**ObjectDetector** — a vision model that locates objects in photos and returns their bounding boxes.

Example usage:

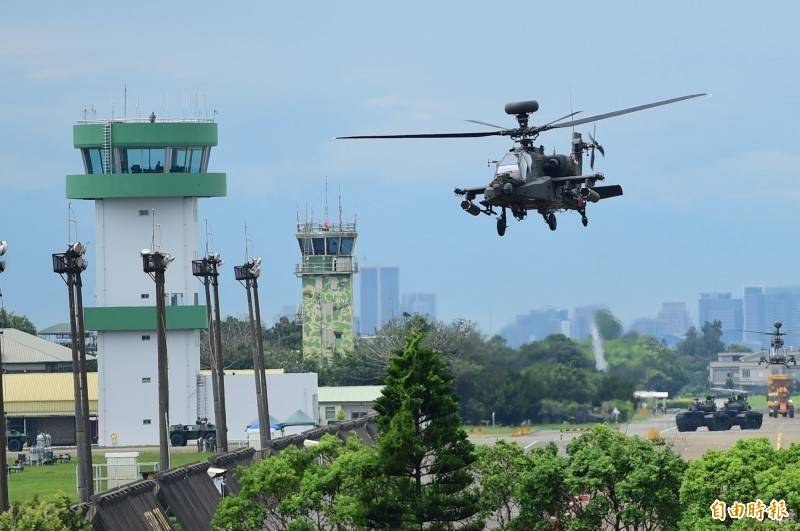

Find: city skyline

[3,3,800,338]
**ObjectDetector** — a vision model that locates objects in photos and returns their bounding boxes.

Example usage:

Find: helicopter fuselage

[455,133,622,231]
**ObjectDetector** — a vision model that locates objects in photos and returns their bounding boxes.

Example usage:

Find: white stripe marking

[524,440,539,450]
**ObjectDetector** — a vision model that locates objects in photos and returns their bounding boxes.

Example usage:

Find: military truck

[6,429,25,452]
[169,419,216,447]
[676,394,762,432]
[767,374,794,418]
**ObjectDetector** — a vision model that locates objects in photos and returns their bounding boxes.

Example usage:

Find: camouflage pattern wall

[301,273,355,359]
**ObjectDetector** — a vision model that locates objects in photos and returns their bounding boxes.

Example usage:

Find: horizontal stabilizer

[595,185,623,200]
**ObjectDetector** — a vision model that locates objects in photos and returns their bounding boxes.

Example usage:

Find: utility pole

[235,257,271,448]
[52,241,92,502]
[192,253,228,452]
[0,240,8,511]
[142,250,174,472]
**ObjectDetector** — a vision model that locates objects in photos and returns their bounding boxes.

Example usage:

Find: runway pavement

[468,413,800,459]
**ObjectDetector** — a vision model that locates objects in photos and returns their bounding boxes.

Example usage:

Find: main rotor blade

[547,93,707,130]
[337,130,505,139]
[541,110,582,129]
[466,119,506,129]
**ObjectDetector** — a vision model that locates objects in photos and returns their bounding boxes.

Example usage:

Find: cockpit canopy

[495,151,531,181]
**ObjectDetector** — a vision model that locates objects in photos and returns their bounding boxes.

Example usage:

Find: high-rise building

[657,302,691,336]
[401,293,437,320]
[743,287,766,348]
[698,292,743,344]
[500,308,569,347]
[295,217,358,358]
[571,305,603,340]
[70,117,225,445]
[763,287,800,349]
[359,266,399,335]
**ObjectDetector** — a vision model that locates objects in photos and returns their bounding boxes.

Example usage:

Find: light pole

[52,241,93,502]
[191,253,228,452]
[235,257,271,448]
[0,240,8,510]
[142,249,174,472]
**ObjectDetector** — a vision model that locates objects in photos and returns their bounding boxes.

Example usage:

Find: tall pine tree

[367,331,480,529]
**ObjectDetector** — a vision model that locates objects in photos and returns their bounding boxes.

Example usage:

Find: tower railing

[294,260,358,275]
[295,222,357,234]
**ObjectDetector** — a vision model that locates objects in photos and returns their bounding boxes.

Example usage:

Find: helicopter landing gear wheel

[547,213,557,231]
[581,215,588,227]
[497,211,507,236]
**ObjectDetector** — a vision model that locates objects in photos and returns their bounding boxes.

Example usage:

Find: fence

[86,462,160,494]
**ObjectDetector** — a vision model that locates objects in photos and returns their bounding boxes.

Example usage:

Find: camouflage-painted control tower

[295,215,358,359]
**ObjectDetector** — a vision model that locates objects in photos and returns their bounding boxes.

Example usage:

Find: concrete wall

[200,372,319,441]
[94,196,202,447]
[98,330,199,446]
[95,197,199,307]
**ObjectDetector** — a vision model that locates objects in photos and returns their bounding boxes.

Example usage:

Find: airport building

[708,351,800,391]
[295,216,358,359]
[67,117,225,446]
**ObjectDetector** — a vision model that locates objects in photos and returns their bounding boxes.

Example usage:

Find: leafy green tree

[514,443,572,530]
[0,308,36,335]
[368,331,481,529]
[212,434,373,530]
[566,425,685,530]
[474,441,529,528]
[594,309,623,341]
[680,438,800,528]
[517,334,594,370]
[0,495,90,530]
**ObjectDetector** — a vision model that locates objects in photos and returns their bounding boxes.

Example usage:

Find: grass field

[7,451,213,504]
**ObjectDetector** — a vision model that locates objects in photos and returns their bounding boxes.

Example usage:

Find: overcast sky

[2,1,799,334]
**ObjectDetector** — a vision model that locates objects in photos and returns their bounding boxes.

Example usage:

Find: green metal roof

[318,385,384,404]
[66,172,226,199]
[74,121,218,148]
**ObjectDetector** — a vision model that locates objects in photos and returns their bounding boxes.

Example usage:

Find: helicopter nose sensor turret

[775,321,783,329]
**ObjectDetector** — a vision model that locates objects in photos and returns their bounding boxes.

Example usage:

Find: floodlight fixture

[142,251,173,273]
[234,257,262,281]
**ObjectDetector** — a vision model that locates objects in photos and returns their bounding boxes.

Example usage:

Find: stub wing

[595,185,623,199]
[454,186,486,198]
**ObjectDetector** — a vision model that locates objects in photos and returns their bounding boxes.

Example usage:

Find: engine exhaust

[580,187,600,203]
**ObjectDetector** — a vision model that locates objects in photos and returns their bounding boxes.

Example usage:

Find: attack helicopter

[338,94,705,235]
[743,321,797,367]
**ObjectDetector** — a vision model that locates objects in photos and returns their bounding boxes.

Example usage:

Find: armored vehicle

[169,419,216,447]
[676,394,762,432]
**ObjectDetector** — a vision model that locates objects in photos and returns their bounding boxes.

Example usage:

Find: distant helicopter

[338,94,705,235]
[743,321,797,367]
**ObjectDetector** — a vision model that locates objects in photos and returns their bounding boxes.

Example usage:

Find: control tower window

[170,148,188,172]
[83,148,104,174]
[312,238,325,255]
[339,237,354,255]
[169,147,206,173]
[188,148,204,172]
[124,148,165,173]
[327,237,340,255]
[297,238,313,255]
